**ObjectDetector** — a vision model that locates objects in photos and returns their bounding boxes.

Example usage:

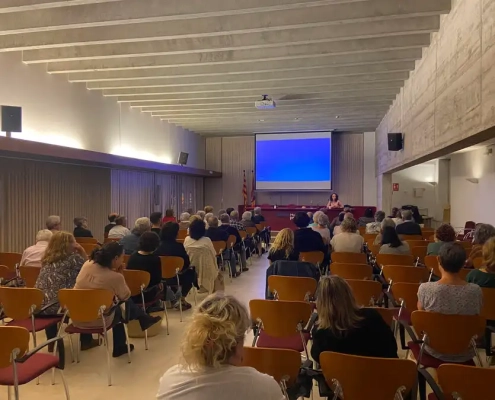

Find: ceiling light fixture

[258,119,265,122]
[335,115,340,119]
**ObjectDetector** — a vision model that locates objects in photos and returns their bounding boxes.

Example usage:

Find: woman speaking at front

[327,193,343,209]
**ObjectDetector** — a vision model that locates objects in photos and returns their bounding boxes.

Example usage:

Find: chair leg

[144,328,149,351]
[163,301,170,335]
[418,370,426,400]
[59,370,71,400]
[68,335,75,363]
[7,386,11,400]
[179,297,183,322]
[103,331,112,386]
[123,324,132,364]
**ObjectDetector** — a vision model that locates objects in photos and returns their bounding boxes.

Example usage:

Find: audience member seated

[467,237,495,288]
[184,220,219,294]
[150,212,163,235]
[466,223,495,268]
[374,218,396,246]
[108,215,131,239]
[392,209,403,225]
[307,211,314,226]
[104,213,119,236]
[251,207,265,224]
[206,216,238,278]
[162,209,176,223]
[358,207,375,227]
[73,216,93,238]
[196,210,206,221]
[20,229,53,267]
[204,205,214,214]
[155,222,198,309]
[75,242,161,358]
[379,226,411,255]
[333,212,354,236]
[46,215,61,233]
[157,293,284,400]
[418,243,482,362]
[327,193,343,209]
[311,276,397,363]
[226,207,235,216]
[293,212,328,256]
[330,218,364,253]
[312,213,331,245]
[268,228,299,264]
[126,232,163,304]
[178,212,191,230]
[389,207,399,218]
[35,231,93,357]
[395,210,422,236]
[120,217,151,255]
[329,205,351,231]
[366,210,386,234]
[219,213,248,272]
[229,211,245,232]
[427,224,456,256]
[241,211,257,229]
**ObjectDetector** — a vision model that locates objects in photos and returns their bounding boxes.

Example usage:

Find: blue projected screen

[255,133,332,190]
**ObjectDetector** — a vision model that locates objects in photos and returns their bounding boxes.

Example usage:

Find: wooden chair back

[369,244,381,255]
[18,266,41,288]
[358,226,366,235]
[0,253,22,270]
[411,311,485,355]
[405,240,428,248]
[399,235,424,241]
[122,270,150,296]
[390,283,420,311]
[363,233,378,242]
[267,276,316,301]
[345,279,382,306]
[246,227,257,237]
[411,246,428,264]
[239,231,248,241]
[104,237,120,244]
[0,265,11,281]
[80,243,99,254]
[0,326,30,369]
[331,252,367,264]
[481,288,495,321]
[255,224,264,232]
[330,263,373,280]
[364,307,396,327]
[241,347,301,387]
[226,235,236,249]
[123,255,131,265]
[0,287,44,319]
[376,254,414,267]
[320,352,417,400]
[177,229,188,240]
[456,241,472,249]
[249,299,312,337]
[299,251,324,265]
[421,230,435,239]
[159,256,184,279]
[437,364,495,400]
[75,237,97,244]
[473,257,483,269]
[58,289,114,322]
[458,268,472,280]
[211,241,227,256]
[424,255,440,276]
[382,265,429,284]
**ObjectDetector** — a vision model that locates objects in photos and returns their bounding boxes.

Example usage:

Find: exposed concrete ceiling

[1,0,451,136]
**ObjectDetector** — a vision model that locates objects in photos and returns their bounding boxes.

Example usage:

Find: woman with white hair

[20,229,53,268]
[178,212,191,230]
[157,293,285,400]
[312,212,331,245]
[120,217,151,255]
[241,211,262,255]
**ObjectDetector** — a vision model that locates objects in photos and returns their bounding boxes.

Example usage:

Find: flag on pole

[242,170,248,209]
[251,170,256,207]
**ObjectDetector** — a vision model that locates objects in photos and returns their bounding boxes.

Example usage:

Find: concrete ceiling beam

[0,0,121,14]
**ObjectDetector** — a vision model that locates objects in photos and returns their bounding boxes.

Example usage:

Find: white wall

[450,147,495,228]
[0,52,205,169]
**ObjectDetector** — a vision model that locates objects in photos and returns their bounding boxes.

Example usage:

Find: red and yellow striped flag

[242,170,248,209]
[251,170,256,207]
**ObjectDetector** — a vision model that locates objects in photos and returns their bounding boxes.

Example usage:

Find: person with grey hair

[120,217,151,255]
[196,210,206,220]
[312,213,331,245]
[218,209,226,217]
[395,209,422,236]
[229,210,245,232]
[252,207,265,224]
[205,216,239,278]
[366,211,386,234]
[73,217,93,238]
[219,213,248,272]
[179,212,191,230]
[466,223,495,268]
[46,215,61,232]
[241,211,263,255]
[310,211,323,228]
[20,229,53,268]
[108,216,131,239]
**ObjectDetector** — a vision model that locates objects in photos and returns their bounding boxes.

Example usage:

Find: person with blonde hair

[157,293,285,400]
[330,217,364,253]
[268,228,299,264]
[204,205,214,214]
[311,276,397,363]
[467,237,495,288]
[20,229,53,268]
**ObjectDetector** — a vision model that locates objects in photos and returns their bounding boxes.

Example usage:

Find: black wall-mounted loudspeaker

[388,132,403,151]
[1,106,22,133]
[178,152,189,166]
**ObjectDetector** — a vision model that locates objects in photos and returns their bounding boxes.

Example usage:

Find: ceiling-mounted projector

[255,94,276,110]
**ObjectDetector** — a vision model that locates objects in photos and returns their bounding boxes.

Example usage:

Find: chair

[58,289,122,386]
[299,251,324,266]
[0,287,62,347]
[405,240,428,248]
[411,246,428,264]
[358,226,366,235]
[18,266,41,288]
[0,265,10,282]
[0,326,70,400]
[122,270,154,348]
[123,255,130,265]
[369,244,381,255]
[363,233,378,242]
[249,299,312,358]
[388,282,420,351]
[241,347,301,398]
[80,243,99,254]
[0,253,22,270]
[330,263,373,280]
[103,237,120,244]
[399,235,424,241]
[75,237,97,244]
[177,229,187,240]
[267,276,316,301]
[211,240,232,281]
[320,352,417,400]
[473,257,483,268]
[457,221,476,241]
[331,252,367,264]
[159,256,185,325]
[456,241,472,249]
[481,288,495,358]
[245,226,257,237]
[364,307,397,329]
[421,228,435,237]
[345,279,382,306]
[376,254,415,267]
[425,364,495,400]
[382,265,430,284]
[424,255,471,281]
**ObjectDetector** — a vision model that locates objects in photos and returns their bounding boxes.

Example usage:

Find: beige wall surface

[376,0,495,175]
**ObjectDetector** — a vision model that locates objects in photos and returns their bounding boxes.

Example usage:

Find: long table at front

[238,206,376,231]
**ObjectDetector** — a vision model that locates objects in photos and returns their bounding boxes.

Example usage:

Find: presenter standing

[327,193,343,209]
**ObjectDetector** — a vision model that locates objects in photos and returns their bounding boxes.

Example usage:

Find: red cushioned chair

[0,326,69,400]
[249,299,312,359]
